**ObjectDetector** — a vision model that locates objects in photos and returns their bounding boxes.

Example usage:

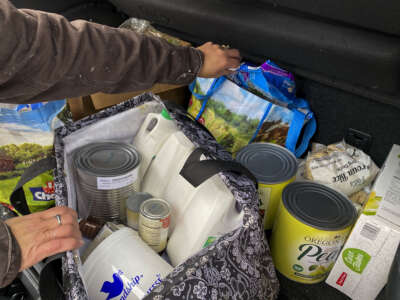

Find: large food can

[270,181,357,284]
[236,143,298,229]
[74,142,141,222]
[139,198,171,253]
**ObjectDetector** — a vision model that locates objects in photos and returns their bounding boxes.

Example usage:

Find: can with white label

[139,198,171,253]
[74,142,141,222]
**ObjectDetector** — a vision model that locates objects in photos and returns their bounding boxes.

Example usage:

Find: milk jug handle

[180,148,257,188]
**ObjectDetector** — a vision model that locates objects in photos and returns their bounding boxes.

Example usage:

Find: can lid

[282,182,357,231]
[74,142,140,177]
[126,192,153,212]
[140,198,171,220]
[236,143,298,184]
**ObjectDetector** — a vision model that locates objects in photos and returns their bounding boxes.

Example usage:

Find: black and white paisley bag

[53,93,279,300]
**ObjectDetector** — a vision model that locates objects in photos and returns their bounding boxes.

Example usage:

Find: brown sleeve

[0,220,21,288]
[0,0,203,104]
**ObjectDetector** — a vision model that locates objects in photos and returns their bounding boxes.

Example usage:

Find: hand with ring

[5,206,83,271]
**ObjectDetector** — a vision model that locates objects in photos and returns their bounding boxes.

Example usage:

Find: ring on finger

[55,214,62,226]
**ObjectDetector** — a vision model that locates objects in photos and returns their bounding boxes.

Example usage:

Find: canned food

[126,192,153,230]
[270,181,357,284]
[236,142,298,229]
[74,142,141,222]
[139,198,171,253]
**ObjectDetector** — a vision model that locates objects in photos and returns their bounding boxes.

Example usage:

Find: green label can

[270,181,356,284]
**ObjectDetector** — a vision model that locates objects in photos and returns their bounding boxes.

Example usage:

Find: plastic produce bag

[304,141,379,197]
[119,18,191,47]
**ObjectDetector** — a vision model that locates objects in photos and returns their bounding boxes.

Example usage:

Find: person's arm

[0,1,240,104]
[0,220,21,288]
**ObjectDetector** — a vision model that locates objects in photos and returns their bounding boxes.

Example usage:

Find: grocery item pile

[70,109,245,299]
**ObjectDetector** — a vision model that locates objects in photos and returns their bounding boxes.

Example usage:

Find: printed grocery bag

[188,62,316,157]
[0,100,68,214]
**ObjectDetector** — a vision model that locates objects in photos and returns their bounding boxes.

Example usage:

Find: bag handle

[285,110,317,157]
[39,255,65,300]
[180,148,257,188]
[10,156,57,215]
[189,77,226,120]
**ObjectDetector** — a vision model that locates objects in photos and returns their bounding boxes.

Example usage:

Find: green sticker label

[342,248,371,274]
[203,236,217,248]
[293,264,304,272]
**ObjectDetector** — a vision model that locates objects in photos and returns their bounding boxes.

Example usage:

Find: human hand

[197,42,241,78]
[5,206,83,271]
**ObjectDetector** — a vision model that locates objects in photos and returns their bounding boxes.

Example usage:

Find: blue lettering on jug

[100,270,143,300]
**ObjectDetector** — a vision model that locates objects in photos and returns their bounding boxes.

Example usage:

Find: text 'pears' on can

[270,181,357,284]
[236,142,298,229]
[139,198,171,253]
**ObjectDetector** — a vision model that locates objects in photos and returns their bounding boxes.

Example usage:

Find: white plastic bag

[305,141,379,196]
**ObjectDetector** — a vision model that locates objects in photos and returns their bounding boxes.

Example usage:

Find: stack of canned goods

[74,142,141,222]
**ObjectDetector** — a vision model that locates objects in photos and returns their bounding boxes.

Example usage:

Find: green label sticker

[293,264,304,272]
[342,248,371,274]
[203,236,217,248]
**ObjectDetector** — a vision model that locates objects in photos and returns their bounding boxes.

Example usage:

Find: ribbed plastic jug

[133,109,179,191]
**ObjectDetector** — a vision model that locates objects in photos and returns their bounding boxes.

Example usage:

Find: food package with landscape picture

[0,101,68,214]
[188,61,317,157]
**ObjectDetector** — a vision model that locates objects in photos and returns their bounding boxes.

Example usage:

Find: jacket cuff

[174,47,204,84]
[0,221,21,288]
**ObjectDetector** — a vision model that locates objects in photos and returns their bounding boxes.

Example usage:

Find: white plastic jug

[82,227,173,300]
[140,130,243,266]
[166,172,244,266]
[140,131,195,198]
[133,109,179,191]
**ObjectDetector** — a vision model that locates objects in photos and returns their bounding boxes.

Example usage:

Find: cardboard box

[326,144,400,300]
[68,84,188,120]
[67,96,96,121]
[90,84,186,110]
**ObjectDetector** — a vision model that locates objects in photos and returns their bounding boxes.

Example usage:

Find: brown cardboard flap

[91,84,184,110]
[67,96,96,121]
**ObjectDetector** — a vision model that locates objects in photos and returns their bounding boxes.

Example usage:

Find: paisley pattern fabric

[53,93,279,300]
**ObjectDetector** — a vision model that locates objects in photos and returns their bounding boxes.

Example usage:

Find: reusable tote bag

[188,64,317,157]
[53,93,279,300]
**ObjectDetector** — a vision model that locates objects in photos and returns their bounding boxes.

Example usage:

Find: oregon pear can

[270,181,356,284]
